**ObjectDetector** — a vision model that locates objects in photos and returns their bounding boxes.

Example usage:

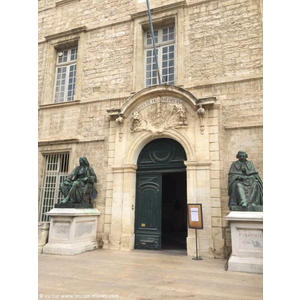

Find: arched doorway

[134,138,187,251]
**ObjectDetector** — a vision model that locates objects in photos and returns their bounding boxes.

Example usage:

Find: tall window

[54,47,77,103]
[39,153,69,222]
[144,26,175,87]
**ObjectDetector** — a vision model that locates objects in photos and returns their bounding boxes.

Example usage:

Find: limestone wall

[82,23,133,100]
[184,0,263,84]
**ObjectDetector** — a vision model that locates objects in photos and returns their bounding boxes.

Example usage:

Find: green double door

[134,138,187,250]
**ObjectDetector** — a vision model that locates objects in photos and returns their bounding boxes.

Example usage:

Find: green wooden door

[134,139,187,250]
[135,174,162,250]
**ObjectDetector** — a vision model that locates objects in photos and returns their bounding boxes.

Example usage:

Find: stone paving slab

[38,249,263,300]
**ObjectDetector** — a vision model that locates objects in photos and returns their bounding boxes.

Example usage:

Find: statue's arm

[87,167,97,184]
[66,167,77,181]
[255,174,263,188]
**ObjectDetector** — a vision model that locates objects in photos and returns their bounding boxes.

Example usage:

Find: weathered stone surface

[43,208,101,255]
[225,211,263,273]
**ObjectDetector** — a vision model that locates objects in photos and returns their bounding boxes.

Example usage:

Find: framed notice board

[187,203,203,229]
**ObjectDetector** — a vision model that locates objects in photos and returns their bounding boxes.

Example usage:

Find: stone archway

[105,85,221,258]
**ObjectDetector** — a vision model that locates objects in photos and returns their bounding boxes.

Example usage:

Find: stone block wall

[82,23,133,100]
[184,0,263,85]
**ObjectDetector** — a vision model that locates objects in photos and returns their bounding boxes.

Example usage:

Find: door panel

[135,174,162,250]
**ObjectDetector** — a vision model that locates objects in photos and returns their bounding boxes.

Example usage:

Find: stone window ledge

[131,1,186,19]
[55,0,80,7]
[44,26,87,41]
[38,138,79,146]
[224,122,263,130]
[39,100,81,110]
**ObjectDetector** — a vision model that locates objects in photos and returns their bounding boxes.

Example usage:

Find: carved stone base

[43,208,100,255]
[227,256,263,274]
[225,211,263,274]
[55,203,93,209]
[230,205,263,212]
[38,223,49,254]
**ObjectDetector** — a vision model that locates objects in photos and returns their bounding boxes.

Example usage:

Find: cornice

[38,138,105,146]
[44,26,87,41]
[55,0,79,6]
[38,138,79,146]
[131,0,187,19]
[184,161,212,168]
[224,122,263,130]
[186,74,263,90]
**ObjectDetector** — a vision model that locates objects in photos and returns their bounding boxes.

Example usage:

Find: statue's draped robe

[60,165,98,203]
[228,160,263,207]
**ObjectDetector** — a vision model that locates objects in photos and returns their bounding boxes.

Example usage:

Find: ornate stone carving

[116,114,124,141]
[197,104,206,135]
[130,97,188,135]
[131,111,147,132]
[116,115,123,125]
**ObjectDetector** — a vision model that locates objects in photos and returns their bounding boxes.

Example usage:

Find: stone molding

[112,165,137,174]
[225,211,263,222]
[108,85,200,118]
[124,129,196,164]
[39,99,81,110]
[44,26,87,41]
[185,74,263,91]
[38,138,79,146]
[131,1,187,19]
[224,122,263,130]
[184,161,212,170]
[55,0,79,6]
[38,138,105,146]
[46,208,100,217]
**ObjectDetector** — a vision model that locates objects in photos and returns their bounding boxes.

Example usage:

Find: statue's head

[236,151,248,162]
[79,156,90,166]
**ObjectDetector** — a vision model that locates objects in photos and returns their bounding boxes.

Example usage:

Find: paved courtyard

[38,249,263,300]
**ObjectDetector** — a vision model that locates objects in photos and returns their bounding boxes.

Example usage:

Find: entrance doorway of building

[134,139,187,252]
[161,172,187,250]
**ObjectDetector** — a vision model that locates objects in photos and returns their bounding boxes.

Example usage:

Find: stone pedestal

[43,208,100,255]
[38,222,49,254]
[225,211,263,274]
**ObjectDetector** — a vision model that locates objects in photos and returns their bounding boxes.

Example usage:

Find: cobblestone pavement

[39,249,263,300]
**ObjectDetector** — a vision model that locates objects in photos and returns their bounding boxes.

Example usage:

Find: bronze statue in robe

[228,151,263,210]
[60,156,98,204]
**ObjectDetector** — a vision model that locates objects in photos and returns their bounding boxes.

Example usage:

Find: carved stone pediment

[107,86,217,137]
[130,96,188,135]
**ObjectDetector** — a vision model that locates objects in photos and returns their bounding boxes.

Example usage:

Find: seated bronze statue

[228,151,263,210]
[60,156,98,204]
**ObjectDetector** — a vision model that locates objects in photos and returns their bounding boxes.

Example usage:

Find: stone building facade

[38,0,263,258]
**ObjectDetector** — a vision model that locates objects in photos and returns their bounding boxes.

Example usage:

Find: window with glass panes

[144,26,175,87]
[54,47,77,103]
[39,153,69,222]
